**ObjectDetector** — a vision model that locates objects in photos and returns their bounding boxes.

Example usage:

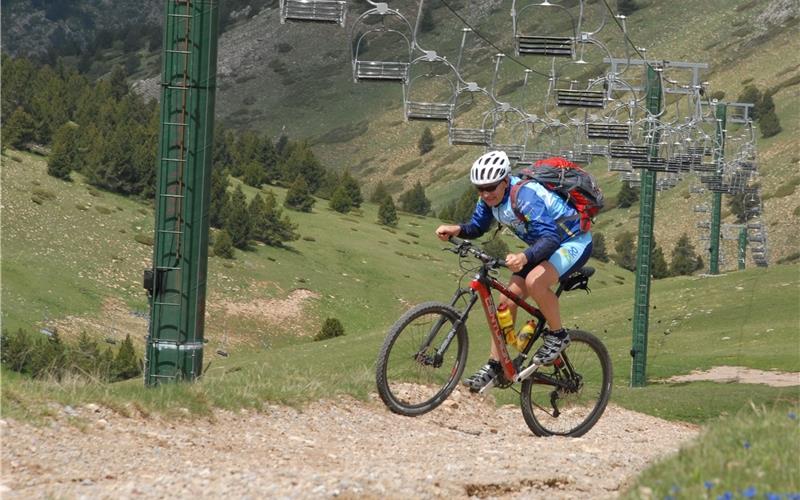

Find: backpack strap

[509,179,531,224]
[510,179,581,237]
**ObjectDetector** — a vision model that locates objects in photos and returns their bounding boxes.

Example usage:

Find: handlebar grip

[448,235,465,246]
[496,259,507,268]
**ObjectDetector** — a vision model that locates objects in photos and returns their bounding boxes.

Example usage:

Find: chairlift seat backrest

[355,61,409,82]
[280,0,346,26]
[609,144,648,159]
[516,35,574,57]
[449,127,493,146]
[556,89,605,108]
[586,122,630,140]
[405,102,453,121]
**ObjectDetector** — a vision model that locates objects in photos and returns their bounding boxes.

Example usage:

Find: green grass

[2,148,799,494]
[622,403,800,498]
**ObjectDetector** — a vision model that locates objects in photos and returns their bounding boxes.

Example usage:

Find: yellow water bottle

[516,320,536,351]
[496,304,516,346]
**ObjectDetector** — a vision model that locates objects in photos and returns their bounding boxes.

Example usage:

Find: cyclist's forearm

[458,223,485,239]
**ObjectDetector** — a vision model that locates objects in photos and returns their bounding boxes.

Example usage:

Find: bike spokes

[520,330,612,437]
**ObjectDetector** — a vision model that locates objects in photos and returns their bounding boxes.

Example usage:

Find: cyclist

[435,150,593,392]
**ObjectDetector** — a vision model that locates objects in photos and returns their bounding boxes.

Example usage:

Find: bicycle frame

[468,269,546,382]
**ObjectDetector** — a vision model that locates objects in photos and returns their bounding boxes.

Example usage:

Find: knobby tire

[376,302,468,416]
[520,330,612,437]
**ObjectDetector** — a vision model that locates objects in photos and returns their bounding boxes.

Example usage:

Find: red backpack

[509,157,604,232]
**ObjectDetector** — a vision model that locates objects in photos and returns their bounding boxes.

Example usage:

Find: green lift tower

[145,0,219,385]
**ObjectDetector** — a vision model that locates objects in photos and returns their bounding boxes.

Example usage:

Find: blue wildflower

[704,481,714,490]
[743,439,751,449]
[789,412,797,420]
[741,486,757,498]
[717,492,733,500]
[764,494,781,500]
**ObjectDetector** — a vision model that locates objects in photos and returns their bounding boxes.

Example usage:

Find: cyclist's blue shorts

[513,231,593,279]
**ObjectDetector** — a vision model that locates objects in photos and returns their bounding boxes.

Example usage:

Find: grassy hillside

[2,149,798,414]
[199,0,799,265]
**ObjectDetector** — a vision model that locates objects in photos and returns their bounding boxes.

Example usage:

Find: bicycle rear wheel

[376,302,468,416]
[520,330,612,437]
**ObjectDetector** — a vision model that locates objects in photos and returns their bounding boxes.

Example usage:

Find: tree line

[1,328,142,382]
[1,55,436,257]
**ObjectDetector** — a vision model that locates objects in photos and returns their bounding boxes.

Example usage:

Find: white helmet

[470,150,511,186]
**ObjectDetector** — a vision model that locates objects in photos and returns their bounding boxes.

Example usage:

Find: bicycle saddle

[559,266,595,292]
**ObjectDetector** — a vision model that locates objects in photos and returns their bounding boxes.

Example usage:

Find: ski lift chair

[403,52,458,121]
[511,0,577,57]
[350,4,414,82]
[448,83,496,146]
[279,0,347,25]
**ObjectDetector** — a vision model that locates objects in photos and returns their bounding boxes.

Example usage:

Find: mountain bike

[375,236,612,437]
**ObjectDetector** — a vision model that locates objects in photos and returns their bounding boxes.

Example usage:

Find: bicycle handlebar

[447,236,507,269]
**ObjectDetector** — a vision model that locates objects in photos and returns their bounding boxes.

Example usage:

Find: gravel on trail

[1,388,699,499]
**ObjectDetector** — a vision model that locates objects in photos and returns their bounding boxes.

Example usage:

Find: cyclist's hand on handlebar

[436,224,460,242]
[505,252,528,273]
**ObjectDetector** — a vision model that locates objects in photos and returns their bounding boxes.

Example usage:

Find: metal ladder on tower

[147,0,194,382]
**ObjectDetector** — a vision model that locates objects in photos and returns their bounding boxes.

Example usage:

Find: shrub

[213,229,235,259]
[315,318,345,341]
[134,233,154,246]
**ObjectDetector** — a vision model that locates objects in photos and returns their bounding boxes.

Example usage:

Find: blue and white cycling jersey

[459,176,584,269]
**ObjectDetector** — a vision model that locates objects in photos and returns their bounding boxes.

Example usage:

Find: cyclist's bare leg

[524,261,561,330]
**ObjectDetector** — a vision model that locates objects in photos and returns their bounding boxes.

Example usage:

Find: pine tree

[315,169,340,200]
[225,185,252,249]
[242,161,264,187]
[758,93,783,139]
[737,85,762,120]
[398,181,431,215]
[651,245,670,279]
[262,190,299,246]
[284,175,316,212]
[483,236,510,260]
[339,170,363,208]
[330,185,353,213]
[213,229,235,259]
[448,187,479,222]
[418,126,435,155]
[670,233,702,276]
[617,181,639,208]
[108,65,129,101]
[591,232,609,262]
[2,106,36,150]
[370,181,391,204]
[209,165,230,228]
[47,122,80,180]
[282,143,326,192]
[377,196,398,227]
[248,193,269,242]
[72,331,100,377]
[113,334,141,381]
[614,231,637,271]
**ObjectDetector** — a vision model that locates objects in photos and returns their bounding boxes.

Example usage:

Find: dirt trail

[1,389,699,499]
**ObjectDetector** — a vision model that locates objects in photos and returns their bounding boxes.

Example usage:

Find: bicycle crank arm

[478,378,497,394]
[514,362,541,383]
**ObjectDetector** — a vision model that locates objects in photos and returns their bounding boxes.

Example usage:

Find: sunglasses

[476,180,505,193]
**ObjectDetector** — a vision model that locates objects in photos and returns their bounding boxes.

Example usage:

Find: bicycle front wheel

[520,330,612,437]
[376,302,468,416]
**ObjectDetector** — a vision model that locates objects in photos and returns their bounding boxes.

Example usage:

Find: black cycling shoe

[463,360,501,393]
[532,329,571,365]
